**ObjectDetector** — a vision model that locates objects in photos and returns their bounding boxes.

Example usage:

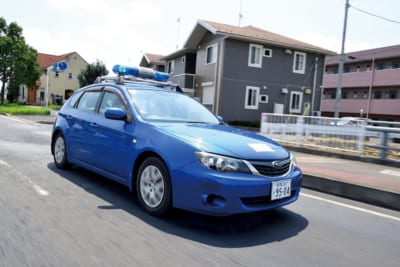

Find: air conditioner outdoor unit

[281,88,288,94]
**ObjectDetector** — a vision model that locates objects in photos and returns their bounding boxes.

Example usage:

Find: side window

[289,91,303,113]
[76,91,101,112]
[248,44,263,68]
[293,51,306,74]
[99,91,126,116]
[244,86,259,110]
[206,44,218,64]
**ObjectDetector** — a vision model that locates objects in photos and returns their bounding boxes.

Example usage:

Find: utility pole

[176,17,181,50]
[239,0,243,26]
[334,0,350,118]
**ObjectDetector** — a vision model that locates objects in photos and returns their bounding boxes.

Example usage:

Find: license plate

[271,179,291,200]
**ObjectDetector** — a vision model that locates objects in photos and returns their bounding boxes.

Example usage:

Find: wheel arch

[51,129,64,155]
[130,151,170,191]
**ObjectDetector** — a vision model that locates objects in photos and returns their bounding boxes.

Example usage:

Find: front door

[28,87,37,104]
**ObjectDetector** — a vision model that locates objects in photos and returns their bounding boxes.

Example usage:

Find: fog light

[201,194,226,208]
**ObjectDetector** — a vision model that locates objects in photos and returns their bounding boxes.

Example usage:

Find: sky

[2,0,400,71]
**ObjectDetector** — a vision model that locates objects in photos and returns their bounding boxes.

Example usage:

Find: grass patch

[48,104,62,110]
[0,104,50,115]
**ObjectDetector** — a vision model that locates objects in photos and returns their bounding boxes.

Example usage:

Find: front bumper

[171,163,302,216]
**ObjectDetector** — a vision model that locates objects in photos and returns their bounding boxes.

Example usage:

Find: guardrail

[260,113,400,162]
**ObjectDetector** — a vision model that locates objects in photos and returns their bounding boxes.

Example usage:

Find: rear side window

[77,91,101,112]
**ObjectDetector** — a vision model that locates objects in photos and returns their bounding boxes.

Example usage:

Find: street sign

[58,62,67,71]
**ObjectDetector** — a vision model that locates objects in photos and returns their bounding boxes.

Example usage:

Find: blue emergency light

[112,65,170,82]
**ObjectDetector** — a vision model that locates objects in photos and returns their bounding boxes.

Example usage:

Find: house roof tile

[184,20,336,55]
[144,53,165,64]
[37,52,80,70]
[325,44,400,65]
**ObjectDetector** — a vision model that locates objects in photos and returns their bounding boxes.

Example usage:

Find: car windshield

[128,89,220,124]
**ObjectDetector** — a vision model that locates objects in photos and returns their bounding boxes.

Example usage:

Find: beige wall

[39,53,88,104]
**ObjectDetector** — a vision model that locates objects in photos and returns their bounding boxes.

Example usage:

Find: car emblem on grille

[272,159,289,169]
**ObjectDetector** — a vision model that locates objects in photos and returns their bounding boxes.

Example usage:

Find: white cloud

[34,0,163,72]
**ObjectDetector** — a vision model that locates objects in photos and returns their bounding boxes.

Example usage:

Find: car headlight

[195,152,252,173]
[290,152,297,168]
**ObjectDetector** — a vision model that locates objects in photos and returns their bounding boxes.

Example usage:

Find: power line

[350,4,400,24]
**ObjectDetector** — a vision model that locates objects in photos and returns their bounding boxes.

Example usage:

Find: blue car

[51,65,302,216]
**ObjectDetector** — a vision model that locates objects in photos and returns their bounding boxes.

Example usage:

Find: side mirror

[105,108,127,121]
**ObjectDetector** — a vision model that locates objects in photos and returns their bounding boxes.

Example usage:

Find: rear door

[68,87,102,165]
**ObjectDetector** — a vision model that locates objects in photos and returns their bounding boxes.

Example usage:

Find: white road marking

[301,192,400,222]
[0,159,49,196]
[0,159,11,167]
[0,115,28,123]
[380,169,400,177]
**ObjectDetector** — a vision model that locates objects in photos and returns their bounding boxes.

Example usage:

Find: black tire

[52,133,71,169]
[136,157,172,216]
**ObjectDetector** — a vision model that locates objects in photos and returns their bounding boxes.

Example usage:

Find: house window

[330,91,336,99]
[263,49,272,57]
[167,60,174,73]
[376,63,385,70]
[206,44,218,64]
[259,94,268,103]
[341,91,347,99]
[374,90,382,99]
[344,66,350,73]
[289,91,303,113]
[293,51,306,74]
[353,91,358,99]
[248,44,263,68]
[389,90,397,99]
[68,72,72,79]
[244,86,259,109]
[392,62,400,69]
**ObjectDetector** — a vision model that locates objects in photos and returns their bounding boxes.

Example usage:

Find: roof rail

[94,75,183,92]
[94,65,183,92]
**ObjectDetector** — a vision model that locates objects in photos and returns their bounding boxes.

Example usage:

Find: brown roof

[37,52,77,69]
[194,20,336,55]
[325,44,400,65]
[144,53,165,64]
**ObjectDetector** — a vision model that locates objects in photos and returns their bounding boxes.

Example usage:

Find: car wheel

[53,133,71,169]
[136,157,171,216]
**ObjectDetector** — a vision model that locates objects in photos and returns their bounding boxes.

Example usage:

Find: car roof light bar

[112,65,170,82]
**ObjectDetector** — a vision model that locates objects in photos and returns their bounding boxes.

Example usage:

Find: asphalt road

[1,115,400,267]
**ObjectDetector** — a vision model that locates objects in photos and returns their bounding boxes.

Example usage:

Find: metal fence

[259,113,400,162]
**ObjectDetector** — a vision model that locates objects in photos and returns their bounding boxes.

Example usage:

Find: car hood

[154,123,289,160]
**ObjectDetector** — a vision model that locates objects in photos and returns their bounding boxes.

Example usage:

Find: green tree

[78,61,109,87]
[0,17,41,104]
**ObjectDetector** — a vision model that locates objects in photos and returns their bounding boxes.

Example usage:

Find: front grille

[241,191,296,207]
[249,158,291,177]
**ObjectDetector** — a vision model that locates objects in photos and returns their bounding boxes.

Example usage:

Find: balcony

[172,73,195,93]
[323,68,400,88]
[321,98,400,115]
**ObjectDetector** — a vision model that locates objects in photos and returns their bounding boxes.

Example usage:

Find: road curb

[302,174,400,211]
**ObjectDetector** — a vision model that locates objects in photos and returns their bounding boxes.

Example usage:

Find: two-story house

[322,45,400,121]
[22,52,88,105]
[162,20,335,122]
[139,53,166,72]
